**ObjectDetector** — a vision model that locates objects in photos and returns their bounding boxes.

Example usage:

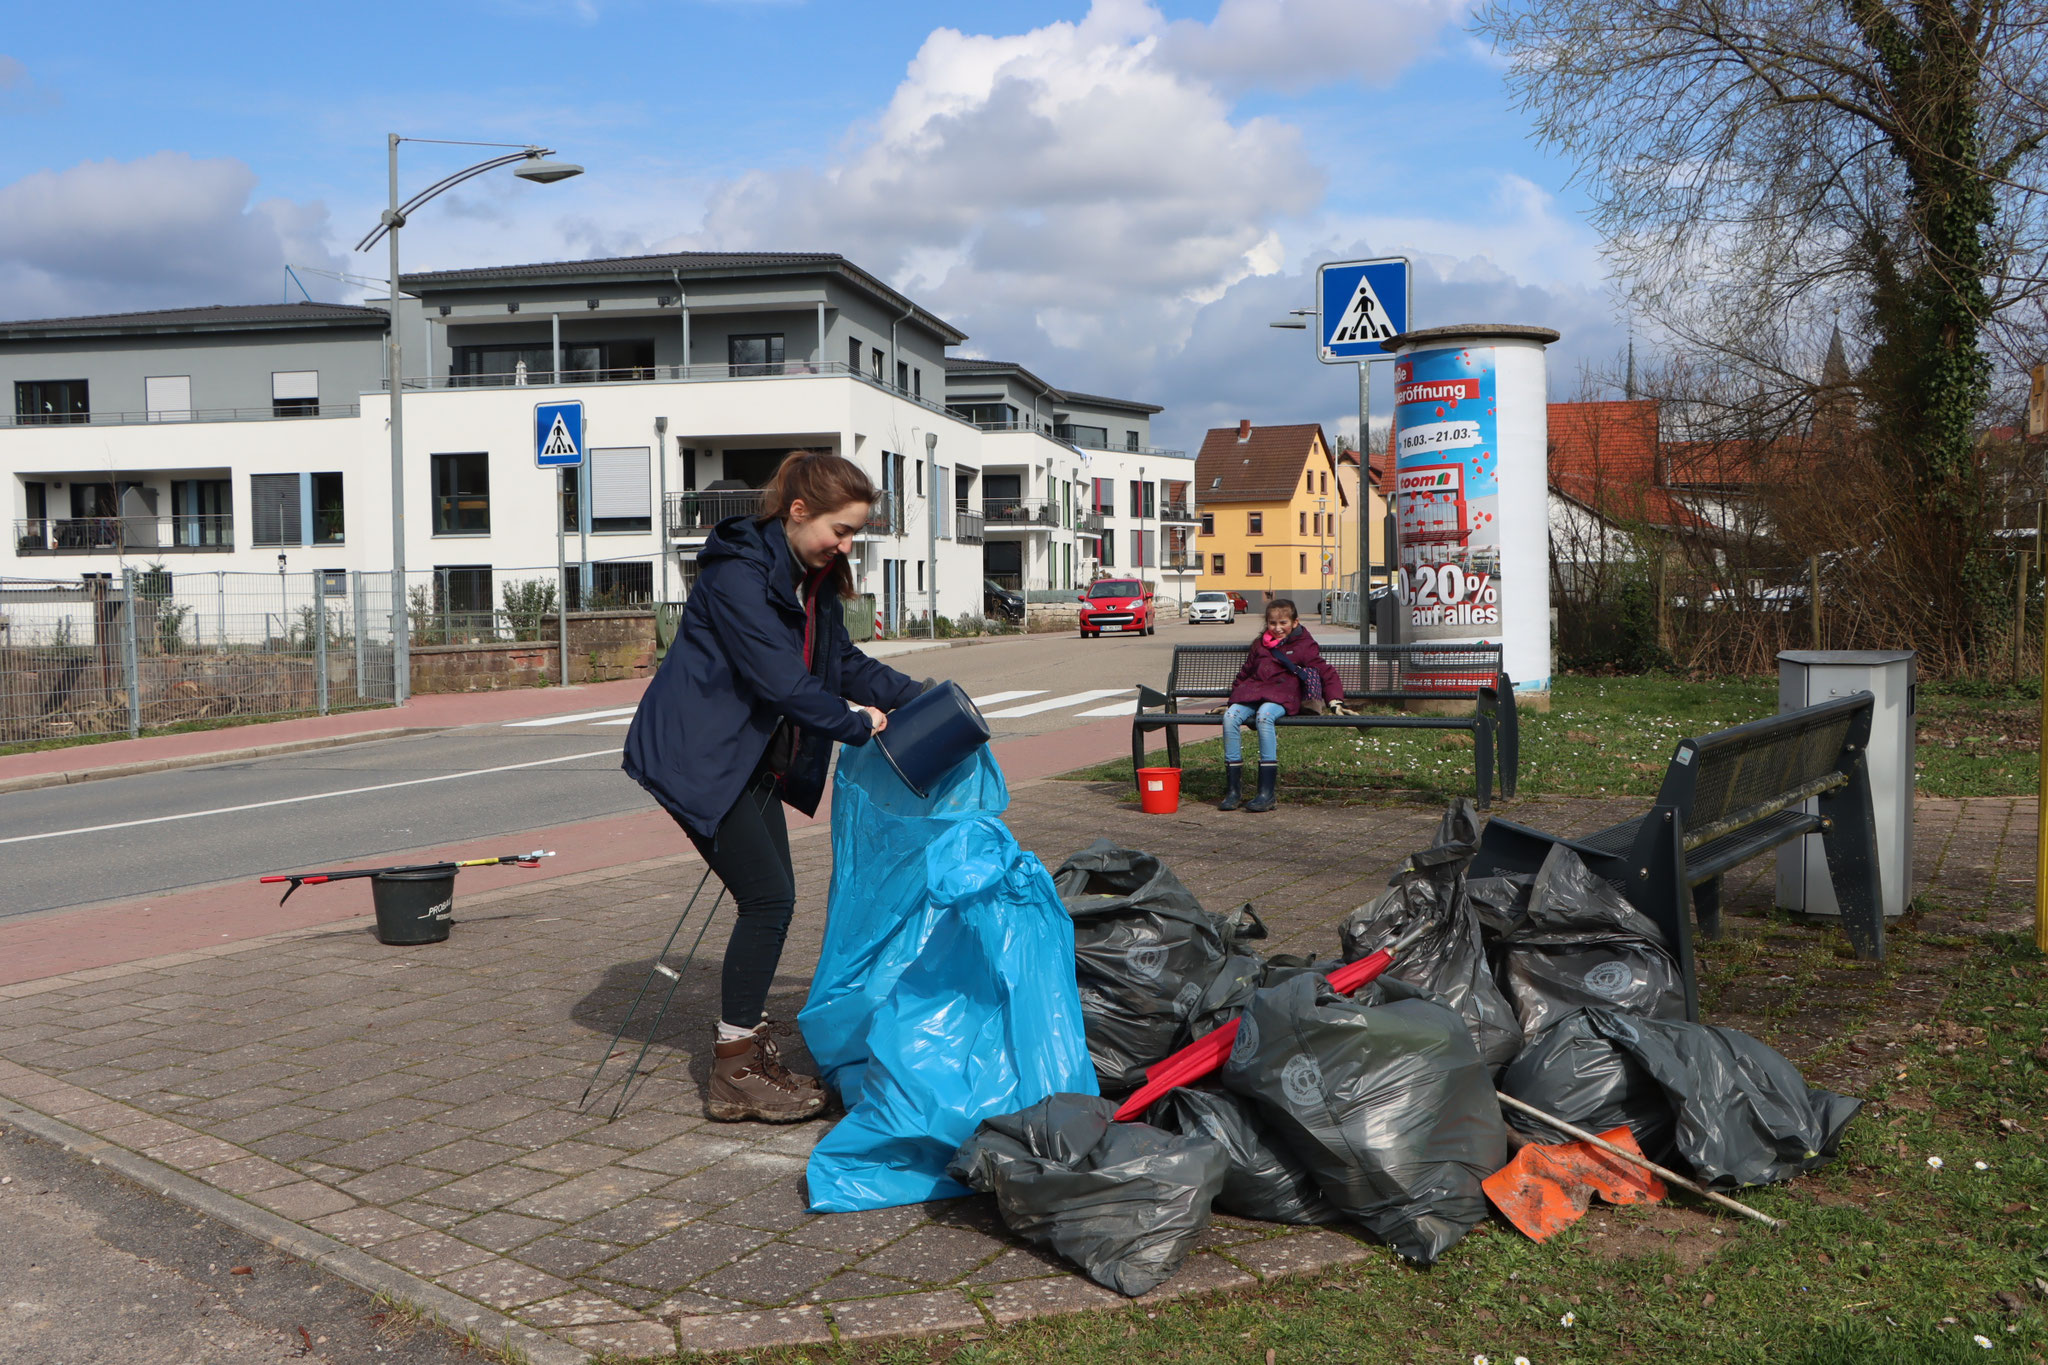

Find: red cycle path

[0,714,1146,987]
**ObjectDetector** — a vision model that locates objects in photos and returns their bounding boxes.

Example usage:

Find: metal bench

[1470,691,1884,1021]
[1130,642,1519,806]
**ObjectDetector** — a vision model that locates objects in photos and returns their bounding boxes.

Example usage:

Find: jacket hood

[700,515,802,612]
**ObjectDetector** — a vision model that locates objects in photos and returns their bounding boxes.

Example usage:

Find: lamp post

[355,137,582,704]
[1316,494,1328,621]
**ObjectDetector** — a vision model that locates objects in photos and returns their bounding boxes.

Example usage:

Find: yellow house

[1193,420,1386,607]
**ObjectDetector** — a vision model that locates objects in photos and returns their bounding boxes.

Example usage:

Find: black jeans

[683,773,796,1029]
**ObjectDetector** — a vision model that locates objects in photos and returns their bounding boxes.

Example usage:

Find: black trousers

[683,773,796,1028]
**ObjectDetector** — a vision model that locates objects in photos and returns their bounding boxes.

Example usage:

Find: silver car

[1188,590,1235,624]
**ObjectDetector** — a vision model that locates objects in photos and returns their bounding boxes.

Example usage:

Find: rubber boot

[1217,761,1244,811]
[1244,762,1279,813]
[707,1025,826,1124]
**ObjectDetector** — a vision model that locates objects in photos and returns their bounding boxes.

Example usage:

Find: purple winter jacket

[1227,625,1346,714]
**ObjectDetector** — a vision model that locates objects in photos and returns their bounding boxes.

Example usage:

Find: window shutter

[590,447,651,519]
[272,370,318,400]
[250,474,302,546]
[144,376,191,421]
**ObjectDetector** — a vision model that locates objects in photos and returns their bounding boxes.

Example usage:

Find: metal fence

[0,569,399,746]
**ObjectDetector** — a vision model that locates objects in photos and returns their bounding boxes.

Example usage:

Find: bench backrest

[1654,691,1872,832]
[1165,641,1505,702]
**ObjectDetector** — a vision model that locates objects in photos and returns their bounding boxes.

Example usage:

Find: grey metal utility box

[1775,650,1916,918]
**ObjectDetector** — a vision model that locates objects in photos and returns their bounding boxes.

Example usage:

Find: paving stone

[704,1179,816,1232]
[1196,1222,1275,1250]
[784,1203,930,1254]
[695,1242,850,1306]
[617,1128,748,1176]
[515,1236,622,1280]
[573,1278,668,1312]
[96,1117,199,1151]
[964,1247,1067,1284]
[440,1258,573,1310]
[655,1152,805,1208]
[1224,1228,1370,1280]
[246,1131,338,1164]
[336,1164,451,1204]
[436,1095,551,1131]
[982,1275,1125,1324]
[856,1223,1010,1283]
[488,1109,607,1150]
[417,1164,562,1212]
[673,1305,832,1352]
[505,1166,668,1221]
[560,1320,677,1356]
[521,1291,645,1327]
[143,1135,248,1171]
[804,1272,918,1303]
[195,1155,303,1196]
[650,1290,748,1318]
[1135,1252,1259,1302]
[577,1108,702,1150]
[511,1140,619,1176]
[250,1180,354,1221]
[318,1121,470,1172]
[565,1197,699,1245]
[298,1097,445,1138]
[596,1224,773,1291]
[209,1103,330,1144]
[450,1210,562,1253]
[413,1138,523,1175]
[307,1207,425,1248]
[378,1230,497,1276]
[827,1288,987,1340]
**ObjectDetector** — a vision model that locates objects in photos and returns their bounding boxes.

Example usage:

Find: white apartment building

[2,252,1193,632]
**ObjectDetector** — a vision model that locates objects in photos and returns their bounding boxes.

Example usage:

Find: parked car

[983,579,1026,622]
[1227,590,1250,613]
[1076,577,1155,638]
[1188,589,1235,624]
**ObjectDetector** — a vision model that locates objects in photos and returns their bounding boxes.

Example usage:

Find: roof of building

[398,250,967,345]
[1547,399,1703,530]
[0,301,391,341]
[939,356,1162,414]
[1194,423,1341,504]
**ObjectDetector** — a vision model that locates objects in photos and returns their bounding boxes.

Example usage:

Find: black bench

[1470,691,1884,1021]
[1130,642,1519,807]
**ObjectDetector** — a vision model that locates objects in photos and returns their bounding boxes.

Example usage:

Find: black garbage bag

[1496,1008,1678,1160]
[946,1093,1229,1296]
[1146,1086,1340,1225]
[1499,1008,1862,1188]
[1055,841,1268,1092]
[1219,972,1507,1264]
[1494,844,1686,1037]
[1337,800,1521,1069]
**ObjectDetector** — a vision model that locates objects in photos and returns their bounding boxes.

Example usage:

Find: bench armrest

[1137,684,1170,712]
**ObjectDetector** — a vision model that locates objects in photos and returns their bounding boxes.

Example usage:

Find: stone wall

[409,611,656,694]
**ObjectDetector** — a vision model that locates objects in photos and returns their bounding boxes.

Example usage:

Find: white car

[1188,590,1235,624]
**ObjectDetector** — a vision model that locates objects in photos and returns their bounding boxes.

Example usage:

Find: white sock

[716,1020,757,1043]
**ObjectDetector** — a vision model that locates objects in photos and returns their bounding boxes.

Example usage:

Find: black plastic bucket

[370,866,456,945]
[875,680,990,798]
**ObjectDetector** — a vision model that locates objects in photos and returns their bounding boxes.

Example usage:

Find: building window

[1092,478,1114,514]
[1299,511,1308,535]
[1321,472,1329,495]
[590,560,653,606]
[432,452,491,535]
[1129,481,1155,518]
[916,559,924,591]
[170,479,231,549]
[1211,553,1225,575]
[1300,553,1308,573]
[912,368,922,399]
[313,473,344,544]
[728,334,785,376]
[948,401,1021,427]
[272,370,318,416]
[14,379,88,425]
[1200,512,1214,535]
[1306,471,1314,494]
[588,447,652,533]
[432,565,493,623]
[1131,529,1153,566]
[1126,431,1139,451]
[897,360,910,392]
[250,474,303,547]
[1100,533,1114,567]
[145,376,192,422]
[870,347,884,380]
[1248,552,1264,576]
[1058,423,1108,448]
[848,336,862,372]
[1248,511,1263,535]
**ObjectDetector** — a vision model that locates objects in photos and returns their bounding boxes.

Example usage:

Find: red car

[1227,591,1250,613]
[1077,577,1155,638]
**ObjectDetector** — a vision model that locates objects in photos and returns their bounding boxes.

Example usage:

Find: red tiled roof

[1547,400,1704,530]
[1195,423,1340,503]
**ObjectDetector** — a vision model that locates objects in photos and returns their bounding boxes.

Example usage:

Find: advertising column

[1385,324,1558,700]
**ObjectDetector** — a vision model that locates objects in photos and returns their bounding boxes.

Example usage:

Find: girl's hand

[857,705,889,734]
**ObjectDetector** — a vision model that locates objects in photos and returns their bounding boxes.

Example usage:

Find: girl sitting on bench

[1219,598,1345,812]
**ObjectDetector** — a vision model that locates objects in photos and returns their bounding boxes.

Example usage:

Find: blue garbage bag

[801,742,1097,1213]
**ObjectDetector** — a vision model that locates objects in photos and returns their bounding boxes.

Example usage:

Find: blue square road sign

[1318,258,1411,364]
[535,401,584,468]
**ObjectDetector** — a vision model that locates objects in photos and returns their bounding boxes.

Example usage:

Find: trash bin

[654,601,685,664]
[370,866,456,945]
[1136,767,1182,814]
[1775,650,1915,919]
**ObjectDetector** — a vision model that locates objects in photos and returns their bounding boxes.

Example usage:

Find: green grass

[643,935,2048,1365]
[0,704,394,760]
[1064,673,2033,801]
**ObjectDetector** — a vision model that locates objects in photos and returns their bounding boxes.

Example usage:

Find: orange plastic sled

[1482,1125,1668,1242]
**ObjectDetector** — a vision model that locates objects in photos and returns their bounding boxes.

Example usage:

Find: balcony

[1159,502,1197,523]
[954,505,984,545]
[666,488,766,537]
[15,515,234,555]
[1077,510,1105,535]
[1161,554,1204,573]
[984,498,1061,529]
[866,491,901,535]
[3,404,360,429]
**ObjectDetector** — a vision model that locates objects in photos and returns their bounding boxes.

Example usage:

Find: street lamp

[355,137,582,704]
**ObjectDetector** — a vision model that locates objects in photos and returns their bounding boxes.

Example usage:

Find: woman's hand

[856,705,889,734]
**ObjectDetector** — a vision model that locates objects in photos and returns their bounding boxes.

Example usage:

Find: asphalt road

[0,617,1245,918]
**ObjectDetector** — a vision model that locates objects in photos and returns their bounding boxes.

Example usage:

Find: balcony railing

[3,404,360,429]
[984,498,1061,528]
[965,420,1185,458]
[14,515,235,555]
[666,488,766,536]
[866,491,901,535]
[1162,554,1204,572]
[1159,502,1196,522]
[1077,510,1105,534]
[955,505,984,545]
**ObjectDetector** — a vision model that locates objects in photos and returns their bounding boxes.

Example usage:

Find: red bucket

[1136,767,1182,814]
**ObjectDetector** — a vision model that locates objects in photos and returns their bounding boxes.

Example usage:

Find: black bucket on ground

[371,866,456,945]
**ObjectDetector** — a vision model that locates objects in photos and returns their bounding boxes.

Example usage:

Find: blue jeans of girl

[1222,701,1285,764]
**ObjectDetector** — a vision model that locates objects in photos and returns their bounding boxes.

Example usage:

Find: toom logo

[1396,378,1481,406]
[1397,466,1463,495]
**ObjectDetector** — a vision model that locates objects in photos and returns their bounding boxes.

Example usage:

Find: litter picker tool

[578,865,727,1121]
[260,851,553,903]
[1112,918,1435,1122]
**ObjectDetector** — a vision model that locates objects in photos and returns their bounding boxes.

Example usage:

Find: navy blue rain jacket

[623,515,921,838]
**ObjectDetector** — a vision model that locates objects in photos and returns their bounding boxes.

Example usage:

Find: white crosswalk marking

[506,706,639,728]
[982,688,1132,719]
[1074,699,1138,718]
[594,718,634,726]
[970,690,1046,707]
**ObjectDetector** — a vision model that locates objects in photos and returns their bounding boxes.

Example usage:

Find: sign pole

[557,475,569,687]
[1358,360,1370,652]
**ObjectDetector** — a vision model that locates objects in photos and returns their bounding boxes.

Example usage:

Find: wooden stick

[1495,1091,1785,1230]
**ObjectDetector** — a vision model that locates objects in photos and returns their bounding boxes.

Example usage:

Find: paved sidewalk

[0,781,2031,1360]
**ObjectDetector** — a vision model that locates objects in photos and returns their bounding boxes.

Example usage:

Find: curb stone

[0,1096,593,1365]
[0,726,438,796]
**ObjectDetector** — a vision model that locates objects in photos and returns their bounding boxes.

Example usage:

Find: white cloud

[1158,0,1471,93]
[0,152,344,319]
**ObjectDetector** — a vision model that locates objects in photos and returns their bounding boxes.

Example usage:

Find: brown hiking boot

[708,1025,826,1123]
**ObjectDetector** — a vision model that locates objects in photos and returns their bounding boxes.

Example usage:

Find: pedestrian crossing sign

[535,401,584,468]
[1318,257,1411,363]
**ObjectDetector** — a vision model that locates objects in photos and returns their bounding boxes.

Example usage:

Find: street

[0,617,1252,919]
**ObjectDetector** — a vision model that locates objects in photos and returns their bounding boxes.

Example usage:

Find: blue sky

[0,0,1626,452]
